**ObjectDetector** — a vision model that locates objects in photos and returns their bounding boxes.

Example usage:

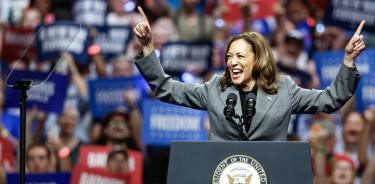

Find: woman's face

[332,160,355,184]
[226,39,255,90]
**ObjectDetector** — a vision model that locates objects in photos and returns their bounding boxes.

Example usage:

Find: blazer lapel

[247,89,279,135]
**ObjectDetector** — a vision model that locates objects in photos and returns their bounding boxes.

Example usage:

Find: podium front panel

[167,141,313,184]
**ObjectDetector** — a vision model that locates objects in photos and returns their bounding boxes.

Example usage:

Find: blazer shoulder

[205,74,223,90]
[275,74,296,95]
[277,74,293,87]
[209,74,223,82]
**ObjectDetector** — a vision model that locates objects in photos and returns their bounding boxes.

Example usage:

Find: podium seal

[212,155,267,184]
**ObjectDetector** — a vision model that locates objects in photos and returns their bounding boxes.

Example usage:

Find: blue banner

[5,70,69,114]
[314,49,373,89]
[94,25,133,60]
[142,99,208,145]
[315,49,375,111]
[36,22,90,64]
[355,49,375,111]
[323,0,375,32]
[7,172,71,184]
[356,78,375,112]
[160,41,213,74]
[73,0,108,26]
[88,75,149,118]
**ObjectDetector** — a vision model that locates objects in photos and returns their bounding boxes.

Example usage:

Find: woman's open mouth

[232,69,243,78]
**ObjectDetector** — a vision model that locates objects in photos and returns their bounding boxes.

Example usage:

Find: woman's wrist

[143,43,154,57]
[343,55,355,68]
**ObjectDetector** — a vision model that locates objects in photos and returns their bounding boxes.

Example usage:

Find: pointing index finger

[354,20,365,36]
[138,6,150,25]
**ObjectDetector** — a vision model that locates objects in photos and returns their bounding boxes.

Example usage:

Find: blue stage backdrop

[142,99,208,145]
[5,70,68,114]
[88,75,149,118]
[36,22,90,64]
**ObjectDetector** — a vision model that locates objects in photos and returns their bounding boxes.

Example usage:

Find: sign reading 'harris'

[212,155,268,184]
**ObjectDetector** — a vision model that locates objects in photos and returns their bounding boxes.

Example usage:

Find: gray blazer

[134,51,360,141]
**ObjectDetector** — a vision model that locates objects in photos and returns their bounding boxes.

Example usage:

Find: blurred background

[0,0,375,183]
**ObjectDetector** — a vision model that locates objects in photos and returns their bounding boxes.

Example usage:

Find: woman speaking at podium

[132,6,366,141]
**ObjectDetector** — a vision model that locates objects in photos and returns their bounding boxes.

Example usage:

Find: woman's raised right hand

[133,6,153,51]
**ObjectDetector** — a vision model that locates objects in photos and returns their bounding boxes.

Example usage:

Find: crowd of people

[0,0,374,183]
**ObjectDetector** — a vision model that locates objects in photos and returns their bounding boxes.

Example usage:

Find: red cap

[335,154,355,170]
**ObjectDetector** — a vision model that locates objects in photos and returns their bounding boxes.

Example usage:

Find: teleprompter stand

[13,80,32,184]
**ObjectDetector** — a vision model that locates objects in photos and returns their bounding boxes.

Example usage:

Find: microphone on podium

[224,93,237,120]
[244,93,256,131]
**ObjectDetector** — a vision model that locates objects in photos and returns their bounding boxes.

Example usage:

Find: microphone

[244,93,256,131]
[224,93,237,120]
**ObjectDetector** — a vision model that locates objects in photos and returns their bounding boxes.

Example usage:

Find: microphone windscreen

[246,93,257,101]
[227,93,237,104]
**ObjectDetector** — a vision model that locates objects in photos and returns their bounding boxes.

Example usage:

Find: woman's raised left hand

[344,20,366,66]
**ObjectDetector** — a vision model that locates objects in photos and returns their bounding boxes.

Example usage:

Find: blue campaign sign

[323,0,375,32]
[142,99,208,145]
[356,78,375,112]
[355,50,375,111]
[160,41,213,74]
[94,25,133,60]
[7,172,71,184]
[36,22,90,64]
[73,0,108,26]
[5,70,69,114]
[315,48,375,111]
[314,49,374,89]
[88,75,149,118]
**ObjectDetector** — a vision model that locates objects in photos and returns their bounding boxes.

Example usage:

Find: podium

[167,141,313,184]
